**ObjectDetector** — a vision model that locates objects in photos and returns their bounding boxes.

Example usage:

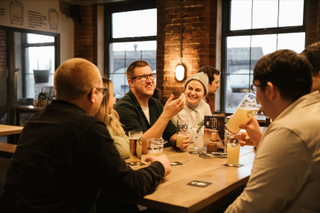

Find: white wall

[0,0,74,62]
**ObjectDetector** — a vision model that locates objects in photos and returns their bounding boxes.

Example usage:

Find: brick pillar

[157,0,218,101]
[74,5,98,65]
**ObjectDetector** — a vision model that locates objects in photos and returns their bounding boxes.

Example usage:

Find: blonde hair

[54,58,101,100]
[95,77,125,137]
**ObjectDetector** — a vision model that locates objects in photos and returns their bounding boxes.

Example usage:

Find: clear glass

[112,9,157,38]
[252,0,278,29]
[251,34,277,56]
[24,46,55,99]
[109,41,156,99]
[230,0,252,30]
[279,0,304,27]
[278,32,305,53]
[27,33,54,43]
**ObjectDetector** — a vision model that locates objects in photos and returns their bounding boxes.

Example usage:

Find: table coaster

[223,164,244,168]
[170,161,183,166]
[127,162,147,167]
[187,180,212,188]
[189,151,203,154]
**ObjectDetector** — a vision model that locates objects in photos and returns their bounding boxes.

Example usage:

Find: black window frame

[104,1,157,97]
[220,0,307,113]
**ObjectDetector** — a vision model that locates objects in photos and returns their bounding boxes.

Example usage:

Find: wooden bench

[0,143,17,158]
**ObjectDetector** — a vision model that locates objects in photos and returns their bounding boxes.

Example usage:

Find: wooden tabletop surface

[0,142,17,158]
[0,124,23,136]
[132,146,255,213]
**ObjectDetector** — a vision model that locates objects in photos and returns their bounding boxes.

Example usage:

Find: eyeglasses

[130,73,156,82]
[250,82,261,94]
[87,87,108,97]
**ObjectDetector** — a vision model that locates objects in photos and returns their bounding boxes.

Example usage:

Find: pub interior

[0,0,320,212]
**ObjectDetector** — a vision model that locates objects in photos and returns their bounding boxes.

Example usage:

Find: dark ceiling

[59,0,153,5]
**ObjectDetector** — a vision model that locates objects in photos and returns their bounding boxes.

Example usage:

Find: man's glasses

[130,73,156,82]
[250,82,261,94]
[87,87,108,97]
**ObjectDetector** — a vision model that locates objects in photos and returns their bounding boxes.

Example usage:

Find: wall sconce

[175,0,186,82]
[175,64,185,81]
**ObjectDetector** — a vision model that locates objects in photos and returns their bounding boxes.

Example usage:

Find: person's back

[0,58,171,213]
[1,100,111,212]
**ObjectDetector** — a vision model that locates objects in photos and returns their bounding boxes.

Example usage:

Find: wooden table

[0,124,23,136]
[0,142,17,158]
[15,105,44,126]
[134,146,255,213]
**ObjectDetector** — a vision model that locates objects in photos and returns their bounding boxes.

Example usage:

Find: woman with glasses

[95,77,130,160]
[171,72,212,139]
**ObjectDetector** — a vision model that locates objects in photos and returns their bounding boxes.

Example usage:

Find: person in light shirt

[171,72,212,139]
[225,49,320,212]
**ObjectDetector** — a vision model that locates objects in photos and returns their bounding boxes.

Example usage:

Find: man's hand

[162,93,185,119]
[239,116,263,148]
[145,154,171,177]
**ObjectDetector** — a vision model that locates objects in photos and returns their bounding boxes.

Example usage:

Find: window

[106,4,157,99]
[222,0,305,112]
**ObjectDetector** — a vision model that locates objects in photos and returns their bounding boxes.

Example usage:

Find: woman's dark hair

[254,49,312,102]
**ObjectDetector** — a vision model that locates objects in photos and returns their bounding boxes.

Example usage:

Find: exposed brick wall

[305,0,320,47]
[74,5,98,65]
[157,0,218,101]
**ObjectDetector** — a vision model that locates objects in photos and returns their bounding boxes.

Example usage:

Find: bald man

[0,58,171,213]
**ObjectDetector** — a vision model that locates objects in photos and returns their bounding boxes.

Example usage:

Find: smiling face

[185,80,205,106]
[129,66,155,100]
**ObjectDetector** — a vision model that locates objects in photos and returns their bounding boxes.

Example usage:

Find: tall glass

[225,130,241,166]
[129,131,143,166]
[176,119,189,147]
[226,93,261,133]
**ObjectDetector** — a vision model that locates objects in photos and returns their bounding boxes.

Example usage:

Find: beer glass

[226,93,261,133]
[129,131,143,166]
[225,129,241,166]
[176,119,189,147]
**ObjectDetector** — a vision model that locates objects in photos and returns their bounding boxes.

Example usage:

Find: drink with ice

[147,138,167,157]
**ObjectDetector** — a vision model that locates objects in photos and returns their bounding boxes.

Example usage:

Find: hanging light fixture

[175,0,186,82]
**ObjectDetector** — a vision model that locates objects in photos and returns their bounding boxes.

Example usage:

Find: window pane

[25,46,55,99]
[227,36,251,75]
[142,9,157,37]
[252,0,278,29]
[27,33,54,43]
[251,34,277,57]
[109,41,156,98]
[279,0,304,27]
[112,9,157,38]
[230,0,252,30]
[226,74,253,112]
[278,32,305,53]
